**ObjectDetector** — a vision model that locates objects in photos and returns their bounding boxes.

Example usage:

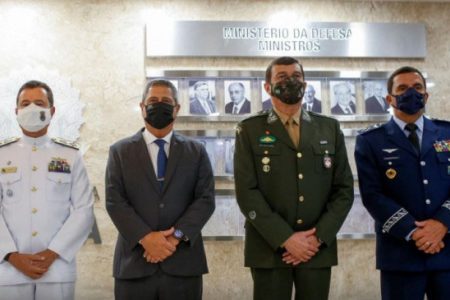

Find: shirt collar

[272,106,301,125]
[393,114,424,134]
[21,134,51,146]
[232,99,246,111]
[143,128,173,145]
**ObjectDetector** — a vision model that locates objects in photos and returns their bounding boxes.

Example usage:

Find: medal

[263,165,271,173]
[386,168,397,179]
[323,154,332,169]
[261,157,270,164]
[6,189,13,197]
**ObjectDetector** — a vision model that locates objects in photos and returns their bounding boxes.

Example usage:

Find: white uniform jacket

[0,135,93,285]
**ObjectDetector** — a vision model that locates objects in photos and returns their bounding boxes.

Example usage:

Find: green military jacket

[234,109,354,268]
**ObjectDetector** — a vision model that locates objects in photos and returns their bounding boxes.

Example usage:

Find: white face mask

[17,103,52,132]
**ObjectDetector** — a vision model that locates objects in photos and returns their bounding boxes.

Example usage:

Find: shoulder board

[307,111,335,121]
[52,137,80,150]
[358,123,382,135]
[431,118,450,126]
[0,137,20,148]
[241,110,269,123]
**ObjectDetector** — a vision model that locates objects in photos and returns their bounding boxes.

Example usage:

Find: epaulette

[52,137,80,150]
[307,111,335,121]
[0,137,20,148]
[241,110,269,123]
[358,123,382,135]
[431,118,450,126]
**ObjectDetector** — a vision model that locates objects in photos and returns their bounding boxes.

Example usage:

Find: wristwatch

[173,229,189,242]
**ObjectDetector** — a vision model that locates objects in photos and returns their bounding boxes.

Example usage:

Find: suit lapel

[385,119,418,157]
[265,109,296,151]
[421,118,439,157]
[162,133,184,193]
[299,110,316,151]
[133,129,161,192]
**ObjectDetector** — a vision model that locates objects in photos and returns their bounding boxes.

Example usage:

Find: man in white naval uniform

[0,80,93,300]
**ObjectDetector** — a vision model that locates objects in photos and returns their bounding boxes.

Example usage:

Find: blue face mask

[392,88,426,115]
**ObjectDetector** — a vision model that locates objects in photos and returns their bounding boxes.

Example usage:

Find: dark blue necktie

[154,139,167,188]
[405,123,420,154]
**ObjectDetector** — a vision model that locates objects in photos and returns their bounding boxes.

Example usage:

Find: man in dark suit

[355,66,450,300]
[189,81,217,115]
[331,82,356,115]
[225,82,251,114]
[106,79,215,300]
[234,57,353,300]
[365,82,389,114]
[302,84,322,113]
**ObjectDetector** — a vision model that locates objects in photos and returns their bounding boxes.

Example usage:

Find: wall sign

[146,21,426,58]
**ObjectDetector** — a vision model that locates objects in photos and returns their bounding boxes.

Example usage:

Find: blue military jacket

[355,117,450,271]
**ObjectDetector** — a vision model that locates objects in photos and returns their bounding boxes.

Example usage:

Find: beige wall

[1,0,449,299]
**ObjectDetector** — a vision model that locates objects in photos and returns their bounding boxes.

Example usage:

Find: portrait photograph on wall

[329,80,357,115]
[224,80,252,115]
[188,79,218,115]
[363,80,390,114]
[260,80,272,110]
[302,80,322,113]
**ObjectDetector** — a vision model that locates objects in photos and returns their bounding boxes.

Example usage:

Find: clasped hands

[411,219,448,254]
[7,249,59,280]
[140,227,180,264]
[282,228,320,266]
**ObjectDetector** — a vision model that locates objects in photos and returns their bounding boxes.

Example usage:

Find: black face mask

[271,77,305,105]
[392,88,426,115]
[145,102,175,129]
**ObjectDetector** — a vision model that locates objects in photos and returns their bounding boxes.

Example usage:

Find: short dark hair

[142,79,178,104]
[265,56,304,83]
[16,80,54,107]
[387,66,427,94]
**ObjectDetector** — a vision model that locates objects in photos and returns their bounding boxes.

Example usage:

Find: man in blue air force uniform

[355,66,450,300]
[0,80,93,300]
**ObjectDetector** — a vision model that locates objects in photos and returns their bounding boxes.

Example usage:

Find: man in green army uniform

[234,57,354,300]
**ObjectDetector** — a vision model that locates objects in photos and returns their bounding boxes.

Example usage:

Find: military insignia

[262,165,271,173]
[259,135,277,144]
[0,137,20,148]
[386,168,397,179]
[235,125,242,135]
[267,111,278,124]
[52,138,79,150]
[261,157,270,164]
[6,189,13,197]
[433,140,450,152]
[1,167,17,174]
[48,157,71,173]
[323,154,332,169]
[320,140,328,145]
[248,211,256,220]
[382,148,398,154]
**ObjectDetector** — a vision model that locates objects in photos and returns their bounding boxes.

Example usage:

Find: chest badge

[48,158,71,173]
[259,135,277,144]
[1,167,17,174]
[433,140,450,152]
[386,168,397,179]
[323,151,332,169]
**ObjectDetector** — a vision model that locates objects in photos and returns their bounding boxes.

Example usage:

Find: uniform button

[159,203,164,208]
[298,174,304,180]
[388,161,392,166]
[32,146,37,152]
[420,161,426,166]
[423,179,428,185]
[31,186,38,192]
[297,152,302,158]
[297,219,303,224]
[31,208,38,214]
[299,196,304,202]
[425,199,431,205]
[264,151,269,155]
[32,231,38,237]
[32,166,37,171]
